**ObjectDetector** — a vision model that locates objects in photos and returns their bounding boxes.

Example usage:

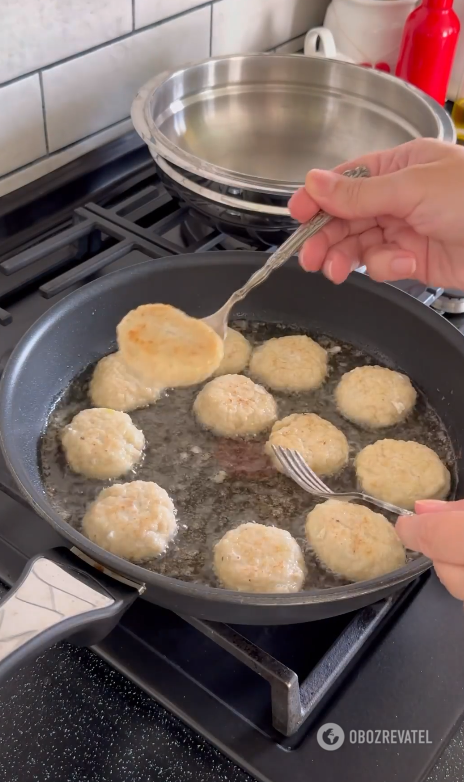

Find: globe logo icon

[317,723,345,751]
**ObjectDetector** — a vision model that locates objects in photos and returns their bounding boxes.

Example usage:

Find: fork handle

[332,491,414,517]
[218,165,370,313]
[362,492,414,516]
[360,493,414,517]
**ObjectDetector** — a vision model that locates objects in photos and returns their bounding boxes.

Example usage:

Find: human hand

[289,139,464,287]
[396,500,464,601]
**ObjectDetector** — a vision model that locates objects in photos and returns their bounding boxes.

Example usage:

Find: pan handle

[0,548,141,681]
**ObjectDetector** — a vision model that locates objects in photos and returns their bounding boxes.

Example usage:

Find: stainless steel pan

[131,54,455,195]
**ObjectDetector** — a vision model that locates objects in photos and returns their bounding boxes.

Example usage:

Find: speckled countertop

[427,725,464,782]
[0,642,252,782]
[0,579,462,782]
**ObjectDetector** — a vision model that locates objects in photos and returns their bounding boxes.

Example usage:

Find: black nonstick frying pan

[0,251,463,681]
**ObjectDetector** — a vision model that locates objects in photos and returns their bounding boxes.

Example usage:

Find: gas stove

[432,289,464,314]
[0,131,464,782]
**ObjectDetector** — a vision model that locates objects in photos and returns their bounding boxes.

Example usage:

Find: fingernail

[391,256,416,277]
[307,170,337,197]
[350,260,359,272]
[324,260,333,280]
[415,499,447,514]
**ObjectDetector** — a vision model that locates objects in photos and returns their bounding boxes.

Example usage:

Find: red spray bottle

[395,0,460,105]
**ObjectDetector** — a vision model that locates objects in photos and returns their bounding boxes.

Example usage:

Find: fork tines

[271,446,332,496]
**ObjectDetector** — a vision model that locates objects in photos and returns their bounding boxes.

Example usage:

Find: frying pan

[0,252,463,682]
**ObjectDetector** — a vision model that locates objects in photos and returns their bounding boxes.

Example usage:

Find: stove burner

[432,288,464,313]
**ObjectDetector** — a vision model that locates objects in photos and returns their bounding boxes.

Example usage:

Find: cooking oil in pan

[40,321,456,591]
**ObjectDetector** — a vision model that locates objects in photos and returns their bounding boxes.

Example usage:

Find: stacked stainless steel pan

[131,53,455,245]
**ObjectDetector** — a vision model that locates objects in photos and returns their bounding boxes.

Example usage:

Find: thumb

[415,499,464,514]
[305,168,413,220]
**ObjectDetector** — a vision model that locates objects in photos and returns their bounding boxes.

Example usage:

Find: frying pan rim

[1,252,459,607]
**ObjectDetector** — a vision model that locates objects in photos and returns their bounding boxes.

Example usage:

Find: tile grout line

[131,0,136,31]
[209,2,213,57]
[278,32,308,47]
[0,117,132,185]
[38,71,50,155]
[0,7,311,94]
[0,2,213,90]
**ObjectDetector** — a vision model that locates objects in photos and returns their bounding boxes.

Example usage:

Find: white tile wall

[0,0,132,84]
[212,0,327,56]
[274,34,306,54]
[135,0,208,29]
[0,76,47,177]
[0,0,330,195]
[42,6,211,152]
[0,119,132,198]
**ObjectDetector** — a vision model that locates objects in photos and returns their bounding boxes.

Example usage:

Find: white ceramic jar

[322,0,418,72]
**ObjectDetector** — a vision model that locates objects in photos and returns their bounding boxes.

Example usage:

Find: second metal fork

[272,445,414,517]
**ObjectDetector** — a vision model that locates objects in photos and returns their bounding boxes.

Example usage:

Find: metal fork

[271,446,414,517]
[202,165,370,340]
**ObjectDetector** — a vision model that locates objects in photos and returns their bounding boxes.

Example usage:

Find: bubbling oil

[40,321,456,590]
